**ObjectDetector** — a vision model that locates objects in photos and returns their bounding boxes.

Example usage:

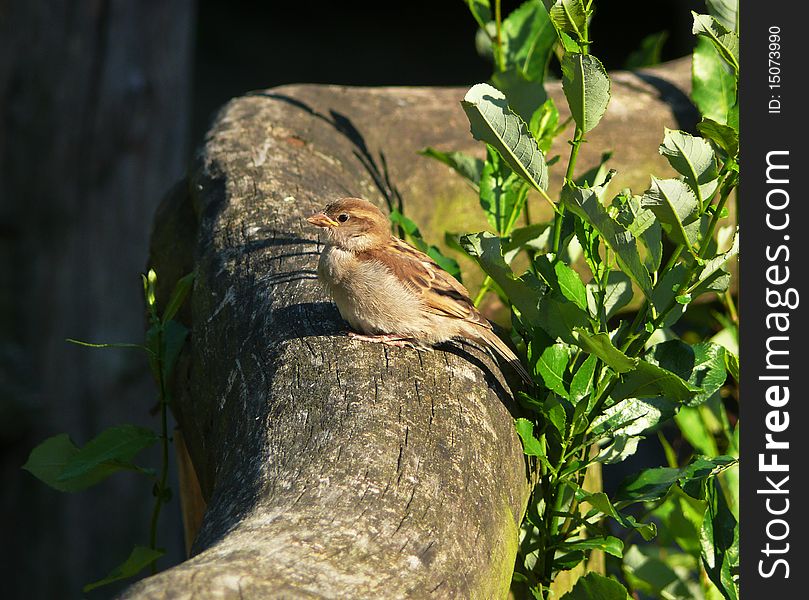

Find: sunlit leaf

[461,232,546,324]
[462,83,549,192]
[561,180,652,297]
[659,129,718,204]
[641,177,701,250]
[561,53,611,133]
[418,147,485,190]
[692,38,737,125]
[573,329,637,373]
[692,13,739,73]
[515,418,546,457]
[534,342,571,398]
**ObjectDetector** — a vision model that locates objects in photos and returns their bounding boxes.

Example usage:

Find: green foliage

[561,53,610,133]
[462,83,549,194]
[83,546,166,592]
[624,31,668,70]
[430,2,741,597]
[561,572,631,600]
[22,269,195,592]
[22,429,155,493]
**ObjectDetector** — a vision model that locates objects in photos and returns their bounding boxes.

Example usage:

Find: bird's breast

[317,245,428,336]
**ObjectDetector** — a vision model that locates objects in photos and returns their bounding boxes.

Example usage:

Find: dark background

[0,1,704,598]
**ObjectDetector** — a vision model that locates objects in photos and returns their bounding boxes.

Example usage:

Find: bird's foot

[348,332,415,348]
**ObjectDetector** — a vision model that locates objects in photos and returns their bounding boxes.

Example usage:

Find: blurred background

[0,1,703,597]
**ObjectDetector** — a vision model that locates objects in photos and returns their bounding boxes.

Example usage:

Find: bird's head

[307,197,391,252]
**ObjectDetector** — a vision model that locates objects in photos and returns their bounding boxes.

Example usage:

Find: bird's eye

[337,213,350,223]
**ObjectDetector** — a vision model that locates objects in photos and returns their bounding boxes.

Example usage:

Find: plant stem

[473,276,493,307]
[698,175,736,260]
[551,129,585,258]
[148,331,170,574]
[494,0,505,72]
[722,291,738,324]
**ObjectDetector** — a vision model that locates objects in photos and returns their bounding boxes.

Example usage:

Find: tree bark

[124,59,696,599]
[0,2,194,597]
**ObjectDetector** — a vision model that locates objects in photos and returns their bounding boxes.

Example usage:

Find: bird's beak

[307,212,340,228]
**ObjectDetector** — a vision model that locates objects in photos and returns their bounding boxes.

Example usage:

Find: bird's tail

[473,326,533,385]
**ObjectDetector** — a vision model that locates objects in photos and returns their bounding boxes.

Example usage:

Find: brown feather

[359,237,489,328]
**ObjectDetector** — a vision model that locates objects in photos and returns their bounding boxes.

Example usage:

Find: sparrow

[307,197,531,384]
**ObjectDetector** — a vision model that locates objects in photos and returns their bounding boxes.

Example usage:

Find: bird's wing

[360,237,491,329]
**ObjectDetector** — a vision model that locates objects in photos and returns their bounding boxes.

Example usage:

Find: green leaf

[534,343,571,398]
[554,551,586,572]
[462,83,549,192]
[83,546,165,592]
[57,425,158,484]
[692,38,737,125]
[652,485,708,555]
[623,545,704,600]
[544,394,568,440]
[530,98,562,151]
[461,232,546,324]
[557,29,581,54]
[692,13,739,73]
[572,329,637,373]
[725,350,739,381]
[162,272,195,324]
[479,146,526,234]
[490,69,549,124]
[614,455,737,505]
[575,151,613,189]
[650,340,728,406]
[503,223,551,262]
[651,264,689,329]
[22,434,105,493]
[591,397,679,440]
[594,435,641,464]
[560,536,624,558]
[570,353,597,402]
[675,406,719,456]
[553,261,588,310]
[587,271,632,320]
[624,31,669,70]
[561,180,653,297]
[515,418,546,457]
[641,177,700,250]
[536,294,590,345]
[545,0,588,43]
[688,228,738,297]
[613,193,662,273]
[561,573,631,600]
[706,0,738,31]
[659,129,718,203]
[502,0,557,82]
[561,53,611,133]
[418,147,485,189]
[697,118,739,157]
[590,397,678,464]
[579,491,658,541]
[466,0,492,30]
[701,478,739,600]
[611,358,700,403]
